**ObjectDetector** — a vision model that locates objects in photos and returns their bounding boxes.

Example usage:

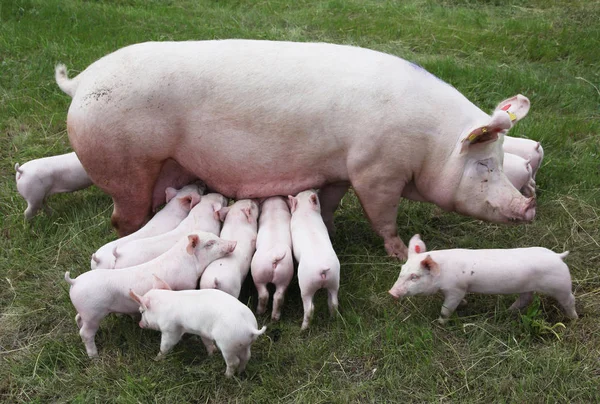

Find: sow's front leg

[351,174,408,260]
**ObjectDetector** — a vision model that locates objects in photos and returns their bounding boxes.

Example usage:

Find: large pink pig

[389,234,578,325]
[56,40,535,259]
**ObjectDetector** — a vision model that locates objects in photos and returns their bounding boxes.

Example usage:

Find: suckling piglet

[90,184,202,269]
[130,285,266,377]
[112,193,227,268]
[199,199,259,298]
[289,190,340,330]
[14,152,93,219]
[65,231,236,357]
[250,196,294,320]
[389,234,578,325]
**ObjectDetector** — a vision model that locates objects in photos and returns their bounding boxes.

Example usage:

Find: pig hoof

[301,322,310,331]
[458,299,468,308]
[154,353,166,361]
[437,317,449,326]
[271,313,281,322]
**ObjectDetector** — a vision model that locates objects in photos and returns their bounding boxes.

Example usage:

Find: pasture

[1,0,599,401]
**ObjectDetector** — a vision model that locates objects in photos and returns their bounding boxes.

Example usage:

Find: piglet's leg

[201,337,217,356]
[256,283,269,315]
[300,292,316,331]
[271,286,287,321]
[438,290,467,325]
[509,291,534,310]
[556,292,578,320]
[327,288,339,317]
[155,329,183,361]
[237,346,251,374]
[222,349,241,378]
[79,317,102,358]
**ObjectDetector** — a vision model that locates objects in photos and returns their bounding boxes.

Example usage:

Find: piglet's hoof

[437,317,449,326]
[154,352,166,362]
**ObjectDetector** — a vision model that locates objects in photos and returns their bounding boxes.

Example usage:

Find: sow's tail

[64,271,75,286]
[55,64,80,97]
[558,251,570,260]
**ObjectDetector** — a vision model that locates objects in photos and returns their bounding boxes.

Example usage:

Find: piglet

[289,190,340,330]
[250,196,294,320]
[91,184,202,269]
[130,285,266,377]
[14,152,93,219]
[389,234,578,325]
[200,199,259,298]
[503,136,544,179]
[65,231,236,357]
[503,152,536,197]
[112,193,227,268]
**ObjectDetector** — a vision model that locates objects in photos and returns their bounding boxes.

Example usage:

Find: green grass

[1,0,600,401]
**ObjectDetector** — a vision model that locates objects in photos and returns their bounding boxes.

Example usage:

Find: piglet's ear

[460,110,512,154]
[242,207,252,222]
[287,195,298,213]
[190,193,201,209]
[494,94,530,122]
[212,202,223,221]
[420,255,440,277]
[309,193,319,207]
[152,274,172,290]
[408,234,427,258]
[165,187,178,203]
[186,234,200,255]
[217,206,230,222]
[129,289,148,311]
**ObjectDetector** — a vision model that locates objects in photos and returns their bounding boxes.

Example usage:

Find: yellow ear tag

[507,111,517,122]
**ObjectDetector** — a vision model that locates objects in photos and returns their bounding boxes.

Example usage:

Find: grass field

[1,0,599,402]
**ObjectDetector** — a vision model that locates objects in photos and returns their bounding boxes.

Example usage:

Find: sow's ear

[408,234,427,258]
[494,94,530,122]
[165,187,178,203]
[287,195,298,213]
[420,255,440,277]
[460,110,512,154]
[152,274,173,291]
[186,234,200,255]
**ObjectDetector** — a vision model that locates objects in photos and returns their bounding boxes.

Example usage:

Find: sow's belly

[174,130,350,199]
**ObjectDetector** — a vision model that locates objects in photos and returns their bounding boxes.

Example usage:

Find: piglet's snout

[522,197,536,222]
[388,288,403,300]
[138,321,145,329]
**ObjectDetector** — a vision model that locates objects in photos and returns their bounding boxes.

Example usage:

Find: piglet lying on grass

[112,193,227,268]
[389,234,578,325]
[289,190,340,330]
[91,184,202,269]
[130,283,266,377]
[14,152,93,219]
[65,231,236,357]
[251,196,294,321]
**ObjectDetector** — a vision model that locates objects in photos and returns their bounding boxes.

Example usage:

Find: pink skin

[503,136,544,179]
[503,153,536,197]
[289,190,340,330]
[199,200,259,298]
[250,196,294,321]
[129,287,266,377]
[389,235,578,325]
[59,41,535,257]
[112,193,227,269]
[65,231,236,358]
[14,152,93,220]
[90,184,202,269]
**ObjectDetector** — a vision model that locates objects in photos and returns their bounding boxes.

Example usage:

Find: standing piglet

[289,190,340,330]
[250,196,294,321]
[65,231,236,357]
[200,199,259,298]
[112,193,227,268]
[503,153,536,197]
[91,184,202,269]
[129,286,266,377]
[503,136,544,179]
[14,152,93,219]
[389,234,578,325]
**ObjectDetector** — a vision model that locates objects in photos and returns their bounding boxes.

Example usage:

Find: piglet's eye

[410,274,420,281]
[206,240,216,247]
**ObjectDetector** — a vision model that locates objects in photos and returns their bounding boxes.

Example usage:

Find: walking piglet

[130,285,266,377]
[389,234,578,325]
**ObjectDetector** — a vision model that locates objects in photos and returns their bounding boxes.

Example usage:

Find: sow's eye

[410,274,420,281]
[476,159,494,175]
[206,240,216,248]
